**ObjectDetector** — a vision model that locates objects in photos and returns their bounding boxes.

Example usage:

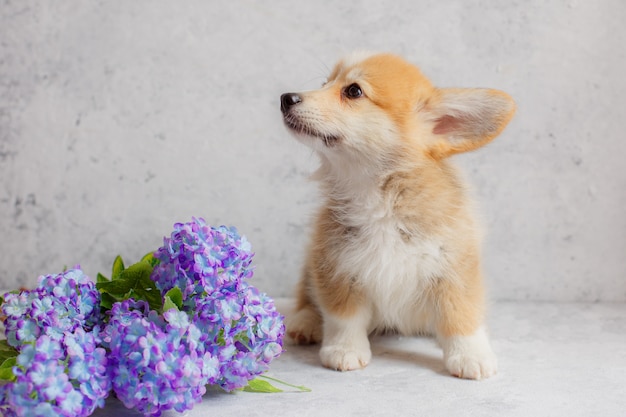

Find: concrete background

[1,1,625,302]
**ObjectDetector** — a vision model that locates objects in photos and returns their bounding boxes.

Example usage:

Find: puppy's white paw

[320,344,371,371]
[442,327,498,380]
[285,307,322,345]
[445,349,497,380]
[319,310,372,371]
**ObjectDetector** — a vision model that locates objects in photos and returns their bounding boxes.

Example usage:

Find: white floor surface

[87,301,626,417]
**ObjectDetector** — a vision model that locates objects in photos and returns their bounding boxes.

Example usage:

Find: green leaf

[242,375,311,393]
[97,260,162,312]
[258,375,311,392]
[132,283,162,313]
[242,378,283,393]
[99,292,118,311]
[0,340,19,382]
[164,287,183,310]
[112,255,125,279]
[97,261,151,296]
[141,252,159,267]
[0,340,18,357]
[96,272,110,283]
[0,357,17,382]
[163,296,179,312]
[163,286,183,312]
[97,277,134,297]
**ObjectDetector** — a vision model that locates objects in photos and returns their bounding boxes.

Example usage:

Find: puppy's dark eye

[344,83,363,99]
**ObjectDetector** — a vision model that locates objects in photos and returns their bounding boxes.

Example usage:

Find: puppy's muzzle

[280,92,340,146]
[280,93,302,114]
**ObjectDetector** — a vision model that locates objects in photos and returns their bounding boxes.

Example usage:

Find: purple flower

[0,220,286,417]
[2,267,101,349]
[1,332,110,417]
[105,299,219,416]
[151,218,254,302]
[1,268,109,417]
[190,283,285,391]
[148,218,285,393]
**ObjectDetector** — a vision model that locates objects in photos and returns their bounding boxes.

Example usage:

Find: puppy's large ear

[425,88,515,159]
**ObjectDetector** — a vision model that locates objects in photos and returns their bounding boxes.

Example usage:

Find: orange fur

[281,52,515,378]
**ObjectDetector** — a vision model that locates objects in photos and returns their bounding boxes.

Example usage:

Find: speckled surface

[87,300,626,417]
[1,1,625,302]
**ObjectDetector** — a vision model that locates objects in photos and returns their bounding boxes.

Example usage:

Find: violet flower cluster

[192,283,284,391]
[152,218,285,390]
[151,219,254,303]
[102,299,219,416]
[102,218,284,415]
[0,268,110,417]
[0,218,285,417]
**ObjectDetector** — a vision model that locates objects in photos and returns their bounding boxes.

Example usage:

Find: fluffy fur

[280,52,515,379]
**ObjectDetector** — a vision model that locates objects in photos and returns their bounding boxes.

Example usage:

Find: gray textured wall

[1,1,625,301]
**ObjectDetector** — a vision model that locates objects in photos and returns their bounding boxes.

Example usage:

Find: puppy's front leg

[434,277,498,380]
[320,307,372,371]
[440,326,497,380]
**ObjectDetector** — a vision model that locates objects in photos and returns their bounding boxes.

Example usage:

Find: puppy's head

[280,52,515,165]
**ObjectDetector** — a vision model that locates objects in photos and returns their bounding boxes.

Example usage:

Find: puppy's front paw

[442,328,498,380]
[320,344,371,371]
[445,350,497,380]
[285,307,322,345]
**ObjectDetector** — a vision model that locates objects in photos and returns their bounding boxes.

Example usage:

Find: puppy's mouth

[282,115,341,147]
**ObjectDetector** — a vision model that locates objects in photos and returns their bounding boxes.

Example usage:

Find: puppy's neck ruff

[311,134,423,206]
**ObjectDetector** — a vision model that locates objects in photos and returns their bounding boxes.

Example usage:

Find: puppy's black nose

[280,93,302,113]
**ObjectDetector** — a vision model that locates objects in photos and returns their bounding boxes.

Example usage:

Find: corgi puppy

[280,52,515,379]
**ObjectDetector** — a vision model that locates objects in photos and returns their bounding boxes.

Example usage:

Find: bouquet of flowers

[0,218,289,417]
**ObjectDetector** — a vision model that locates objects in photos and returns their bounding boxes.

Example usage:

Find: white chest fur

[330,187,448,335]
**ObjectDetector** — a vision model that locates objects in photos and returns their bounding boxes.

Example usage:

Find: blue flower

[0,268,110,417]
[163,309,189,329]
[188,281,284,391]
[2,268,101,350]
[59,390,84,415]
[30,296,55,318]
[4,332,109,416]
[151,218,254,299]
[148,219,285,393]
[1,220,286,416]
[105,299,219,416]
[15,319,40,343]
[68,358,90,382]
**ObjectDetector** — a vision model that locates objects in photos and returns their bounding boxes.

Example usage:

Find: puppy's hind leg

[286,305,323,345]
[285,269,323,345]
